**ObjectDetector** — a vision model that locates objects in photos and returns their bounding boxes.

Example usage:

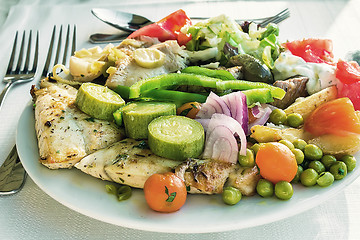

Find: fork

[89,8,290,43]
[0,30,39,111]
[0,24,77,196]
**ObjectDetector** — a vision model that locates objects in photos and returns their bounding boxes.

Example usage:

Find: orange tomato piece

[255,142,298,184]
[304,97,360,136]
[144,172,187,213]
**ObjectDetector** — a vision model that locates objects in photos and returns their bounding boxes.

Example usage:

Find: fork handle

[0,81,13,111]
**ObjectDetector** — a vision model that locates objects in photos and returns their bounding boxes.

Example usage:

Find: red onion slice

[249,104,272,129]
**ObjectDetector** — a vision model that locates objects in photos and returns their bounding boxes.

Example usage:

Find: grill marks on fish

[31,84,125,169]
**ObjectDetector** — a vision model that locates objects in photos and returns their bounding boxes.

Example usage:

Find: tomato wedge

[337,80,360,110]
[335,59,360,84]
[304,97,360,136]
[285,38,334,65]
[127,9,192,45]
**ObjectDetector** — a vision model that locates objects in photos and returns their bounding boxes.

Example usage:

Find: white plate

[16,102,360,233]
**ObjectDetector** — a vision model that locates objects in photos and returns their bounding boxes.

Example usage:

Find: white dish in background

[17,102,360,233]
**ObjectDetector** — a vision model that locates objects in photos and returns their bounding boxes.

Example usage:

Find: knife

[91,8,153,33]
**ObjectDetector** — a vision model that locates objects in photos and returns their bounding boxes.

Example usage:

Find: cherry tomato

[285,38,334,64]
[255,142,298,184]
[144,172,187,213]
[335,59,360,84]
[176,102,201,119]
[127,9,192,45]
[304,97,360,136]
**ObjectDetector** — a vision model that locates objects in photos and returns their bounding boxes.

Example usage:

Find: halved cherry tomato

[285,38,334,65]
[335,59,360,84]
[127,9,192,45]
[304,97,360,136]
[144,172,187,213]
[255,142,298,184]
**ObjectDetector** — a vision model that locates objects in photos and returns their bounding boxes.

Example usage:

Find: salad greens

[182,14,282,68]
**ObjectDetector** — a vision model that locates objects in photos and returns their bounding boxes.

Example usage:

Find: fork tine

[14,31,26,74]
[259,8,290,27]
[62,24,70,65]
[71,25,76,56]
[23,30,32,73]
[6,32,18,74]
[53,25,63,66]
[30,31,39,73]
[42,26,57,77]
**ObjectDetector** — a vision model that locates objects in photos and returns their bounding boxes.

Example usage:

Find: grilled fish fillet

[31,83,125,169]
[105,40,187,88]
[76,138,180,187]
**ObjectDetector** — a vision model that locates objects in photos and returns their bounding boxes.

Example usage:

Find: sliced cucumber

[122,101,176,139]
[76,83,125,121]
[148,115,205,161]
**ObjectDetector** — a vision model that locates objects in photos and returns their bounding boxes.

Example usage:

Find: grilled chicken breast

[76,138,180,187]
[31,83,125,169]
[105,40,187,88]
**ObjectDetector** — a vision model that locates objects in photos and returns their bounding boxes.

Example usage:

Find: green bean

[317,172,335,187]
[321,155,337,170]
[274,181,293,200]
[330,161,347,180]
[300,168,319,187]
[256,179,274,198]
[340,155,356,172]
[238,148,255,167]
[308,160,326,174]
[222,186,242,205]
[304,144,323,161]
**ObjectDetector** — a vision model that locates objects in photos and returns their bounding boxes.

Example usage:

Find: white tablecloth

[1,0,360,239]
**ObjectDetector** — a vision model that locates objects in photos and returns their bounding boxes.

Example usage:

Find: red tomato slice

[157,9,192,35]
[127,9,192,45]
[335,59,360,84]
[127,24,177,42]
[304,98,360,136]
[285,38,334,64]
[337,80,360,110]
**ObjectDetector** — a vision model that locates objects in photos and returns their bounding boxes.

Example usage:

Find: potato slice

[250,125,312,143]
[284,86,337,120]
[309,134,360,157]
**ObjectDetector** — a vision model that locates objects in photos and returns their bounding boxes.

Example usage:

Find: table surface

[1,0,360,239]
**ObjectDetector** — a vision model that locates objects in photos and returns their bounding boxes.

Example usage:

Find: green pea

[250,143,261,155]
[293,139,307,151]
[300,168,319,187]
[238,148,255,167]
[291,165,304,183]
[317,172,335,187]
[340,155,356,172]
[292,148,305,164]
[279,139,295,150]
[304,144,323,161]
[222,186,242,205]
[117,185,132,201]
[256,179,274,198]
[321,155,337,170]
[308,160,326,174]
[286,113,304,128]
[274,181,293,200]
[330,161,347,180]
[269,108,287,125]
